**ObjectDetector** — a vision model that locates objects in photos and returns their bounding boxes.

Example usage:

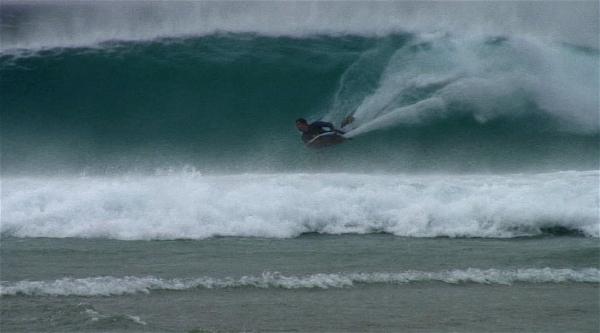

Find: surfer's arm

[315,121,345,134]
[311,121,339,134]
[311,121,335,129]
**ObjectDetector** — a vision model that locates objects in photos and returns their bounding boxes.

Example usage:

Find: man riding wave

[295,116,354,148]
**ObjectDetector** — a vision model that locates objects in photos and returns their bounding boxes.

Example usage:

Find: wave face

[2,268,598,296]
[1,31,598,174]
[2,171,598,240]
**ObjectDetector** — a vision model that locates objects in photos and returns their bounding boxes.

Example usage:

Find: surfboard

[306,131,346,148]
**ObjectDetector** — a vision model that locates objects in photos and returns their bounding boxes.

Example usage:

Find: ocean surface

[1,2,599,332]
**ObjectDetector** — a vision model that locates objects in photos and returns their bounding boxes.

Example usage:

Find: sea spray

[336,35,599,138]
[1,1,597,52]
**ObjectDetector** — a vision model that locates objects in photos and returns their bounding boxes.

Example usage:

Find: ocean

[1,1,599,332]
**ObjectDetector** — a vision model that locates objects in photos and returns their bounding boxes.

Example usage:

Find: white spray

[333,34,599,137]
[1,1,597,52]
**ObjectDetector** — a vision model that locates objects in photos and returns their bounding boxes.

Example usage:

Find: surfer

[295,116,354,148]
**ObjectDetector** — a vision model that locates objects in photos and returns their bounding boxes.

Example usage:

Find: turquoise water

[1,34,598,174]
[1,2,599,332]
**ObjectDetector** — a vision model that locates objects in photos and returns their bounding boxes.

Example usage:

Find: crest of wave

[1,1,597,52]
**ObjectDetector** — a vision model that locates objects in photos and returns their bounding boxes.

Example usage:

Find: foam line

[2,268,598,296]
[2,171,598,240]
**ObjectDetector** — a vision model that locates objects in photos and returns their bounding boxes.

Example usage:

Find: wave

[1,33,598,174]
[2,171,598,240]
[2,268,598,296]
[1,1,597,52]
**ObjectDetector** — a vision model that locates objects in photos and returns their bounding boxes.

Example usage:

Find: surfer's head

[295,118,309,132]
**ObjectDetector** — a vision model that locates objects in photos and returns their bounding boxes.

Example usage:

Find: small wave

[83,308,146,326]
[2,268,598,297]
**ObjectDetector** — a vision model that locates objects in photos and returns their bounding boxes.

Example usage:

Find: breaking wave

[2,171,598,240]
[1,4,598,175]
[1,1,597,52]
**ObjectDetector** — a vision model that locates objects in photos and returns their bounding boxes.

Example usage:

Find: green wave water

[1,34,598,174]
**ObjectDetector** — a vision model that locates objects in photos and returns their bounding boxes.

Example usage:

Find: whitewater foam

[1,1,597,53]
[337,35,599,137]
[2,268,598,296]
[1,171,598,240]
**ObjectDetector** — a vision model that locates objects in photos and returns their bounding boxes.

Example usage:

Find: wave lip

[1,1,597,52]
[2,268,598,297]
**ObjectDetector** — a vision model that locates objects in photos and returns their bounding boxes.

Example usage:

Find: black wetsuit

[301,121,340,143]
